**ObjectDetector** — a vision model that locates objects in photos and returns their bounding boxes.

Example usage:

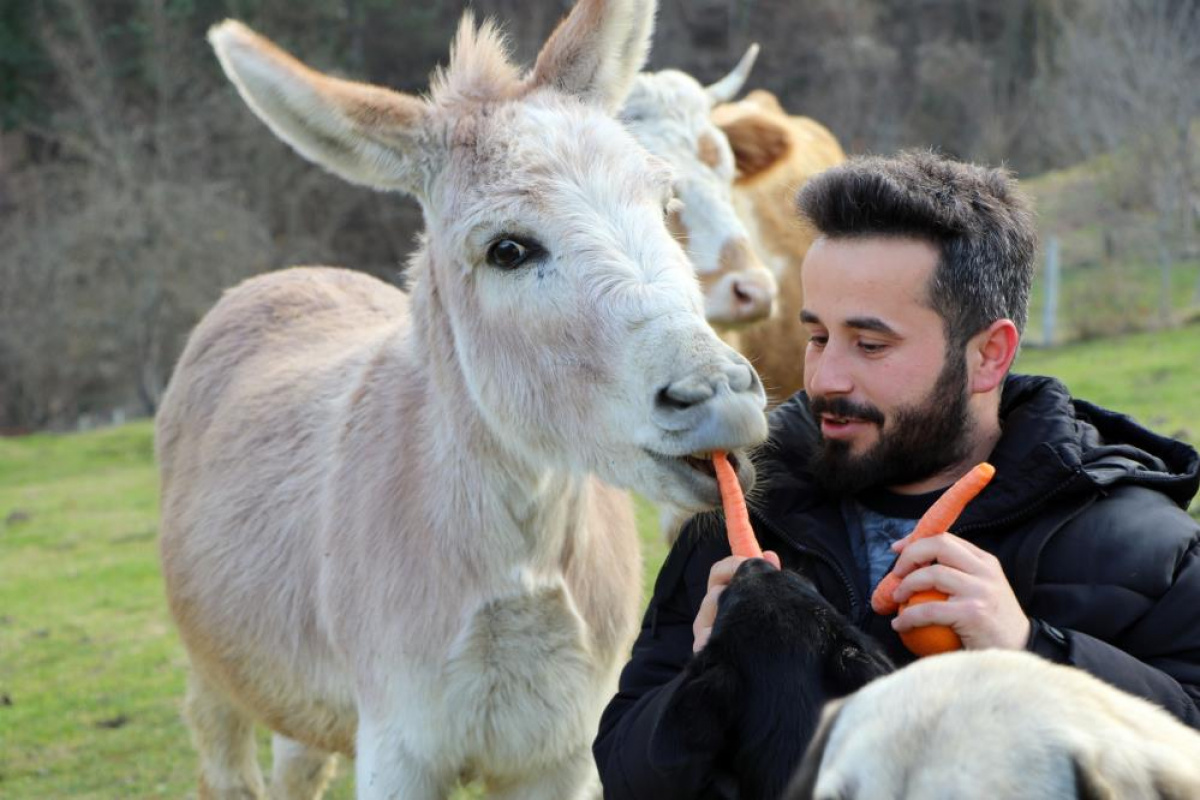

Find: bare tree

[1041,0,1200,324]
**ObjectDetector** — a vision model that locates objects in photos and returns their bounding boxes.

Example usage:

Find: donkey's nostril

[656,386,691,411]
[725,362,755,394]
[657,375,717,411]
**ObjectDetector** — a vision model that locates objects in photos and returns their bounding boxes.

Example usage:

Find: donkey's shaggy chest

[433,581,599,772]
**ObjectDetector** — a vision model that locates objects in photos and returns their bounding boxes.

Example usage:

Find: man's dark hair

[796,150,1038,349]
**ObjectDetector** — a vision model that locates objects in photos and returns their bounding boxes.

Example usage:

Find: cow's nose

[730,276,774,321]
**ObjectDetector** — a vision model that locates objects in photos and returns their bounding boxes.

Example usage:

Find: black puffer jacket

[594,375,1200,799]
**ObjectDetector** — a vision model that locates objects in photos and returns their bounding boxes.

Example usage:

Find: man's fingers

[693,584,726,651]
[890,533,986,578]
[892,563,970,604]
[891,594,960,632]
[707,555,751,591]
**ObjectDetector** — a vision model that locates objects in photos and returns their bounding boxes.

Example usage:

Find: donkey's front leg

[487,744,601,800]
[354,718,452,800]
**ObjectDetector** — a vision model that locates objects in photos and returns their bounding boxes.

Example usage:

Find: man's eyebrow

[799,310,899,337]
[845,316,899,336]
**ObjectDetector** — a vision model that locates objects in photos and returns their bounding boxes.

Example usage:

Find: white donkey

[156,0,768,798]
[619,46,774,328]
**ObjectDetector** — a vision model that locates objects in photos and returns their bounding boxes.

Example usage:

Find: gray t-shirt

[853,504,919,594]
[845,487,942,598]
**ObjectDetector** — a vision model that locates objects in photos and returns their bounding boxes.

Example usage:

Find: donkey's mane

[429,15,523,106]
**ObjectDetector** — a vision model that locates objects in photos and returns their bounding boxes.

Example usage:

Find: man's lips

[820,414,876,440]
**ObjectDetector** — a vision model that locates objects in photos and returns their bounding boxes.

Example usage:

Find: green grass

[0,422,668,798]
[0,423,186,798]
[2,326,1197,796]
[1015,322,1200,449]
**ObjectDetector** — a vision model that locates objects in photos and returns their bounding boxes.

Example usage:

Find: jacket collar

[750,374,1199,534]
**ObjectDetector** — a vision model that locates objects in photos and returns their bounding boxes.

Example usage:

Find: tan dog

[787,650,1200,799]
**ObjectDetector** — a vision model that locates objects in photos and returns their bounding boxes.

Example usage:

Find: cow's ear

[713,110,791,182]
[648,657,739,770]
[782,698,845,800]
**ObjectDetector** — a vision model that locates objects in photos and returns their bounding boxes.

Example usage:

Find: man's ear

[648,659,739,771]
[968,318,1019,394]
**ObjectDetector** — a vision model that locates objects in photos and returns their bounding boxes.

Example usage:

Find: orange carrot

[870,462,996,618]
[713,450,763,559]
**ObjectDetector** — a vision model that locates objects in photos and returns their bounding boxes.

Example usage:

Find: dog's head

[650,559,892,799]
[784,650,1200,800]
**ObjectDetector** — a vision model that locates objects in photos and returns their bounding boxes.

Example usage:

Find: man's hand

[888,532,1030,651]
[693,551,781,653]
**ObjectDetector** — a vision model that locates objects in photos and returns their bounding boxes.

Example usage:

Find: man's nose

[805,346,853,397]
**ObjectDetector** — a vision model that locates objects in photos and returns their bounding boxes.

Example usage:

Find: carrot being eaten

[712,451,763,559]
[870,461,996,619]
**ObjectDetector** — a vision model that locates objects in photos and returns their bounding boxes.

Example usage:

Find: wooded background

[1,0,1197,430]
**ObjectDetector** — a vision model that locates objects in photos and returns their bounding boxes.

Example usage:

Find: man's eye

[808,335,828,347]
[859,341,886,354]
[486,238,541,270]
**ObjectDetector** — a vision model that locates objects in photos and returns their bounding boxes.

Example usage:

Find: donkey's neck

[404,252,590,576]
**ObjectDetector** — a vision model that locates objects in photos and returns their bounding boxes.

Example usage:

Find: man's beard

[808,350,973,496]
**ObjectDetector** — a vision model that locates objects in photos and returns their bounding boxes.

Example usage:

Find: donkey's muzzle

[652,357,767,448]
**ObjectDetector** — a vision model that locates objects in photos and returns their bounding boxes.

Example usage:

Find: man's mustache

[809,395,885,426]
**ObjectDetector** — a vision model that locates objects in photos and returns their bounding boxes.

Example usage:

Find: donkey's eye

[486,238,539,270]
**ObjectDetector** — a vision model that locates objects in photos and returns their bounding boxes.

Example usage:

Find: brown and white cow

[621,60,845,406]
[626,63,845,539]
[620,46,779,329]
[156,1,768,797]
[713,89,846,404]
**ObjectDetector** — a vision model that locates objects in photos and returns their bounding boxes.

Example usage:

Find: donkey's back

[158,267,409,756]
[157,265,407,477]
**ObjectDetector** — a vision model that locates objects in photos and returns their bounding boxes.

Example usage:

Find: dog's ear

[1072,746,1200,800]
[1072,753,1119,800]
[648,657,740,771]
[782,698,845,800]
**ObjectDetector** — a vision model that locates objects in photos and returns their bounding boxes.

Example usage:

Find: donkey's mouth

[643,448,751,509]
[643,448,744,491]
[678,451,739,479]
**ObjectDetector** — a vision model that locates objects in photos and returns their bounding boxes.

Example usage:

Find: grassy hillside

[1023,159,1200,345]
[1015,323,1200,449]
[1,325,1197,796]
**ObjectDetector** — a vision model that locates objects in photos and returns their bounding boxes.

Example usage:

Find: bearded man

[593,150,1200,799]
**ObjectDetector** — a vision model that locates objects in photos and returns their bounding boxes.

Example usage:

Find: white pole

[1043,236,1060,347]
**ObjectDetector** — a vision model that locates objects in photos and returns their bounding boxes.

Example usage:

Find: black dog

[649,559,893,799]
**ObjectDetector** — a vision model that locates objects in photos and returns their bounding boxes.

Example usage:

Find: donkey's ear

[528,0,656,112]
[209,21,432,195]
